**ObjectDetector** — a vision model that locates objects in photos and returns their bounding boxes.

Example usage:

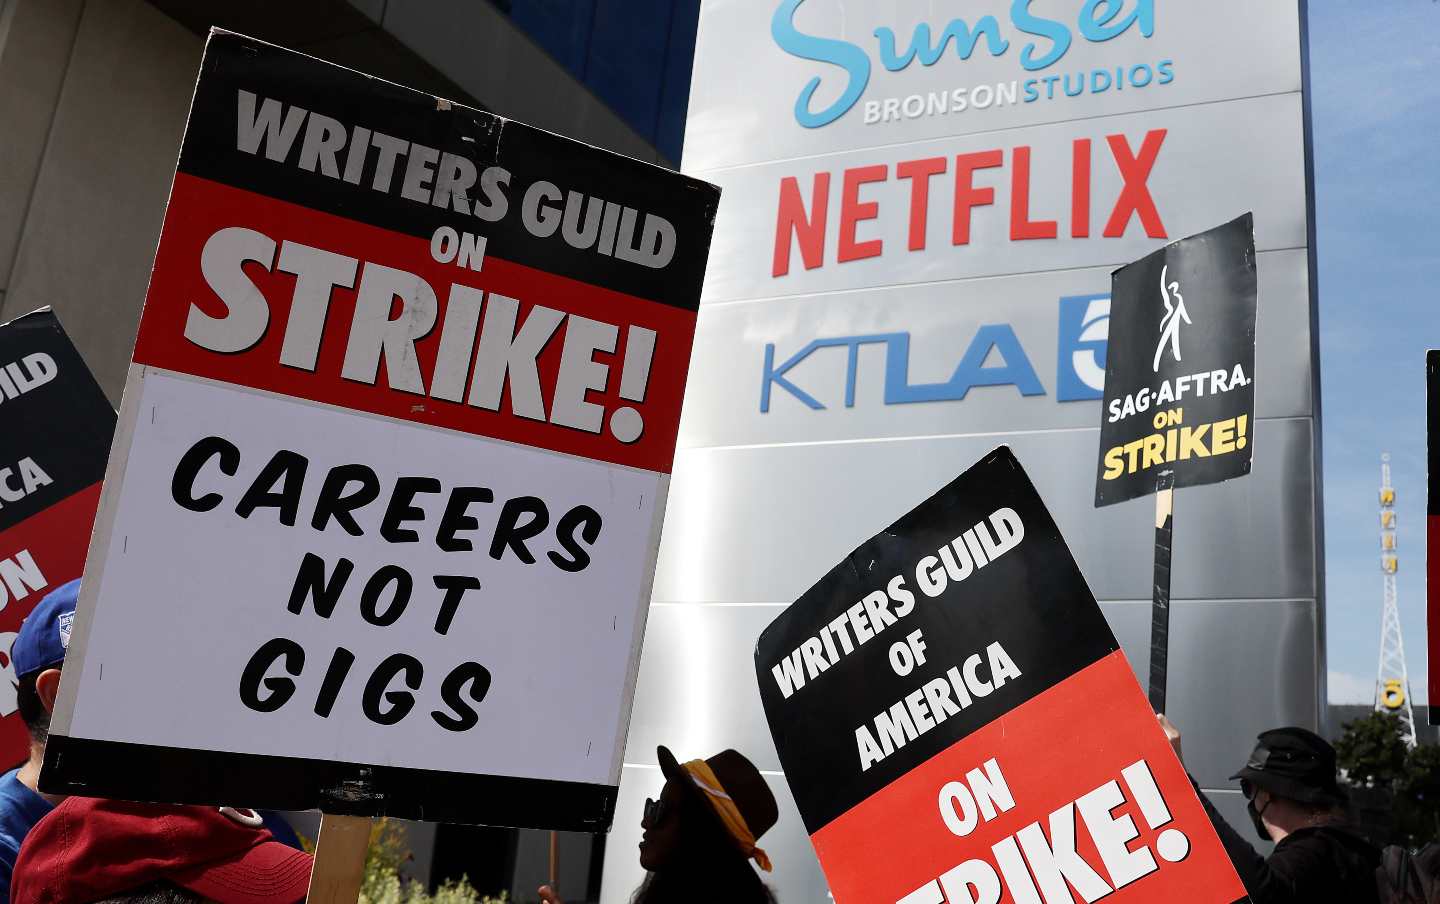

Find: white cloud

[1327,670,1429,706]
[1327,670,1375,704]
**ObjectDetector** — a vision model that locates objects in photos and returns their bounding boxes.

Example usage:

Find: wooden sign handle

[549,830,560,891]
[308,814,373,904]
[1148,477,1176,714]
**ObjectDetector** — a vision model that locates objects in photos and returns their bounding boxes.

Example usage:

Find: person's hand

[1156,713,1183,764]
[538,885,564,904]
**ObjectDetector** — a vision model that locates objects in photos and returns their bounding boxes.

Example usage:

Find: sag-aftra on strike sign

[756,448,1245,903]
[1095,213,1257,506]
[43,31,718,830]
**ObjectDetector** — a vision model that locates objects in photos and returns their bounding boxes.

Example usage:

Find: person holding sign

[539,746,779,904]
[1160,716,1381,903]
[0,581,77,902]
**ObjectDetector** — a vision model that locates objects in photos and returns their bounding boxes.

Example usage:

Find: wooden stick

[307,814,373,904]
[1148,476,1176,714]
[549,830,560,892]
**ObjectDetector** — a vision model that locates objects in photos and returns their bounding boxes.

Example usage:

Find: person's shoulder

[0,790,21,867]
[0,770,50,847]
[0,770,30,814]
[1307,824,1381,851]
[1272,825,1375,863]
[1281,823,1373,844]
[1278,824,1383,872]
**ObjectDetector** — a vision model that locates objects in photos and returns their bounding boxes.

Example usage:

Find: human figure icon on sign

[1153,264,1191,372]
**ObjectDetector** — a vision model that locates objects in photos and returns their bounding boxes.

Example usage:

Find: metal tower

[1375,452,1418,747]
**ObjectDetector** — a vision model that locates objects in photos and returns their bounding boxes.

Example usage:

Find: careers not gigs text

[168,433,606,733]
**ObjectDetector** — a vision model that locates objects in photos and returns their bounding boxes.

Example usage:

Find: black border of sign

[42,736,616,831]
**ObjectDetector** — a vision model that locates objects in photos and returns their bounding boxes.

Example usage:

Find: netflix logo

[772,129,1167,277]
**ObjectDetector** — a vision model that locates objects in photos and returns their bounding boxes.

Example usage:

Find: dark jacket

[1199,788,1381,904]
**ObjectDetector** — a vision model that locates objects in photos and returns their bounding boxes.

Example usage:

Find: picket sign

[40,27,718,840]
[308,814,373,904]
[0,308,114,764]
[755,447,1247,902]
[1095,213,1258,716]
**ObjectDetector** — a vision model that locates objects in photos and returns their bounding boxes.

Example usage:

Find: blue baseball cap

[13,579,79,679]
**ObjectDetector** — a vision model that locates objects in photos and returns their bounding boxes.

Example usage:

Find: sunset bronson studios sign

[774,0,1168,130]
[611,2,1317,901]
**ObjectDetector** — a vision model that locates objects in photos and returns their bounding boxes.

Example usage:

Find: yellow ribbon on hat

[681,759,773,872]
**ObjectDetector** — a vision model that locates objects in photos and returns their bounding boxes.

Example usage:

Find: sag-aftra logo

[772,0,1168,129]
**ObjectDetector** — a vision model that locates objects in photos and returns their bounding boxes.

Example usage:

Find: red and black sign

[0,309,114,765]
[1428,351,1439,724]
[756,447,1245,903]
[128,29,717,473]
[1095,213,1257,507]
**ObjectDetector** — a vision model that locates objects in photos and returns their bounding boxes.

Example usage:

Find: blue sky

[1309,1,1440,703]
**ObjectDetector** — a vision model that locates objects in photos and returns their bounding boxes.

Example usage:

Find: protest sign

[755,447,1245,904]
[1094,213,1258,507]
[1429,351,1439,723]
[42,31,719,832]
[0,309,114,764]
[1094,213,1257,712]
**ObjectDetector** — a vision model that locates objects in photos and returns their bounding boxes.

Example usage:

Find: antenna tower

[1375,452,1417,747]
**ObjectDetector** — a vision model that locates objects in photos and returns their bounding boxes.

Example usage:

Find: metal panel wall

[681,2,1303,171]
[606,3,1319,901]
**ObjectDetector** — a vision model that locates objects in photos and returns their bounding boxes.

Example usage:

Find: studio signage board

[0,309,114,765]
[685,1,1304,171]
[1094,213,1257,506]
[754,447,1245,903]
[604,2,1317,900]
[43,31,719,830]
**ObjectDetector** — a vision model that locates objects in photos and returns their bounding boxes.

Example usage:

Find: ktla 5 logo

[760,294,1110,412]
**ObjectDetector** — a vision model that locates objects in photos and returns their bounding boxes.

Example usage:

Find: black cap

[1231,727,1344,805]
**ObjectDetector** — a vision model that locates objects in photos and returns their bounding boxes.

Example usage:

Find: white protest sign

[44,32,718,831]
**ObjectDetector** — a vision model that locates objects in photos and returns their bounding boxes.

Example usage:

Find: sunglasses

[643,796,669,828]
[1240,778,1258,801]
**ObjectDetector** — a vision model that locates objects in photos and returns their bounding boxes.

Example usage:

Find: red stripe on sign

[0,482,104,768]
[810,651,1244,904]
[133,174,697,473]
[1430,515,1440,714]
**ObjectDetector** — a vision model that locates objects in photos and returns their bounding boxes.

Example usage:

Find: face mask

[1247,795,1272,842]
